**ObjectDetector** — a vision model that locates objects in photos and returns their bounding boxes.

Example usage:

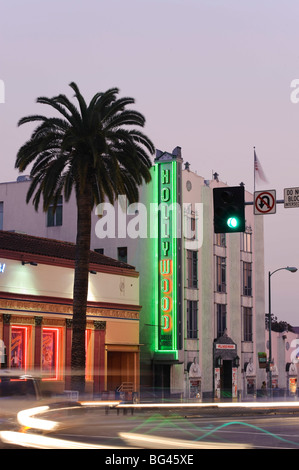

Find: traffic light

[213,186,245,233]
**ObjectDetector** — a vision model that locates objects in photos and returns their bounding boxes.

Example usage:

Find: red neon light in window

[11,326,29,372]
[42,328,60,381]
[85,329,92,381]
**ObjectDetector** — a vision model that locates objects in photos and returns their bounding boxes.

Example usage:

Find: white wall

[0,180,78,243]
[0,257,139,306]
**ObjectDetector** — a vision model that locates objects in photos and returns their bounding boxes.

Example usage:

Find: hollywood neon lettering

[159,168,174,339]
[160,260,173,316]
[162,314,172,332]
[160,256,173,328]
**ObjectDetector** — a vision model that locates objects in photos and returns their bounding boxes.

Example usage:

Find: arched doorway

[214,333,239,399]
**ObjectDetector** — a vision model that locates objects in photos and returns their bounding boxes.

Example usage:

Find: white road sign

[284,187,299,208]
[254,190,276,215]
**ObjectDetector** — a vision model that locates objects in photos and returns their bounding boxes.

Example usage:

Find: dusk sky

[1,0,299,325]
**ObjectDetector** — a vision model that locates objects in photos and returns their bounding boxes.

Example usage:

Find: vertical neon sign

[155,160,178,355]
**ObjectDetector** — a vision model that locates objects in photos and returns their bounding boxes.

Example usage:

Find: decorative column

[93,321,106,395]
[3,314,11,368]
[65,319,72,389]
[34,316,43,370]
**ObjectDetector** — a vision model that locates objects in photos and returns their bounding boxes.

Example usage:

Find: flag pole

[253,146,256,194]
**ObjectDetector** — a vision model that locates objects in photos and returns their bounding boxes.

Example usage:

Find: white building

[0,230,141,397]
[0,147,267,399]
[266,328,299,395]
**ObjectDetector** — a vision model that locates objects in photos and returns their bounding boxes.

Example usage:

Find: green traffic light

[227,217,239,229]
[213,186,245,233]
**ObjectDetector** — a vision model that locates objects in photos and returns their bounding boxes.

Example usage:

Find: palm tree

[15,82,155,394]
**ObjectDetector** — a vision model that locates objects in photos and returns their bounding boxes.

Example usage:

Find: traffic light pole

[245,200,284,205]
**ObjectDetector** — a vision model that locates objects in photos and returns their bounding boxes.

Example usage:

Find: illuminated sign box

[258,352,267,368]
[154,160,178,355]
[216,344,236,350]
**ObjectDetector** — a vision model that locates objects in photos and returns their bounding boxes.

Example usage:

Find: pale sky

[1,0,299,325]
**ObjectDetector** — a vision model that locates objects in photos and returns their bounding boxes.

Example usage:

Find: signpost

[284,187,299,208]
[248,187,299,212]
[254,190,276,215]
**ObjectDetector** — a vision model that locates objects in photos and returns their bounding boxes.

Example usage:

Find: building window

[187,250,198,288]
[216,256,226,292]
[0,202,3,230]
[47,196,63,227]
[187,300,198,339]
[243,307,253,341]
[185,213,196,240]
[94,248,104,255]
[11,325,30,370]
[42,328,59,380]
[118,246,127,263]
[215,233,226,247]
[243,262,252,296]
[216,304,226,338]
[241,231,252,252]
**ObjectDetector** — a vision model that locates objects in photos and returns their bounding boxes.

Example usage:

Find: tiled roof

[0,230,135,270]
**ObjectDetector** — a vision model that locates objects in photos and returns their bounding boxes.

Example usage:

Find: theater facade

[0,231,141,397]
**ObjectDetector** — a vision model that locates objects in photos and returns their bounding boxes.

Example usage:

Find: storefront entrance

[220,360,233,398]
[154,364,170,398]
[106,350,139,397]
[214,333,239,399]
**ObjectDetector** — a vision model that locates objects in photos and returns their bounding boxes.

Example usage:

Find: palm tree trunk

[71,185,92,395]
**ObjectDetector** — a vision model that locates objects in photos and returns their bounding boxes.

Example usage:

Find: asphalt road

[54,409,299,449]
[2,403,299,450]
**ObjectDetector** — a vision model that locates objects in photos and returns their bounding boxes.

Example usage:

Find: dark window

[185,215,196,239]
[243,262,252,296]
[216,256,226,293]
[118,247,127,263]
[47,196,63,227]
[215,233,226,247]
[94,248,104,255]
[0,202,3,230]
[241,231,252,252]
[243,307,253,341]
[187,300,198,339]
[187,250,198,288]
[216,304,227,338]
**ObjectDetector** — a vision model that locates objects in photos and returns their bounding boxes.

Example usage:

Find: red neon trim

[161,295,172,314]
[161,277,172,295]
[11,326,29,372]
[159,259,173,275]
[42,328,60,381]
[161,314,172,332]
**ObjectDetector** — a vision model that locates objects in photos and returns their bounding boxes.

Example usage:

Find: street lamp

[268,266,297,396]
